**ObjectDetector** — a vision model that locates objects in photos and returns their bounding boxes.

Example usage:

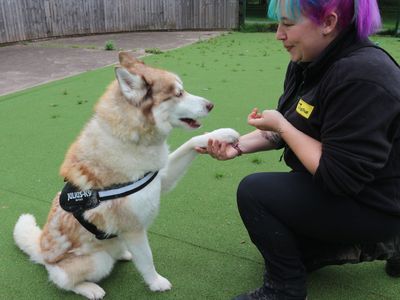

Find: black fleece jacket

[277,26,400,216]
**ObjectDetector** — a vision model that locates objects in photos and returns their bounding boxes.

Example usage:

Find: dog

[13,51,239,299]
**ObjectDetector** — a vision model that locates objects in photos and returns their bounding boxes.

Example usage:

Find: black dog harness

[59,171,158,240]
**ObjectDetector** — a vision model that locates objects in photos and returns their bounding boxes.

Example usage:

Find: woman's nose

[276,24,286,40]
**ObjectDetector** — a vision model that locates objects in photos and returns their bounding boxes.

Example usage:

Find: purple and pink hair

[268,0,382,39]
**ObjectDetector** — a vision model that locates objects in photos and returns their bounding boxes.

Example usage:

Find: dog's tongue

[181,118,200,128]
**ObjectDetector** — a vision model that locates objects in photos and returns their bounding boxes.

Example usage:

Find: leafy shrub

[239,22,278,32]
[105,40,116,51]
[145,48,163,54]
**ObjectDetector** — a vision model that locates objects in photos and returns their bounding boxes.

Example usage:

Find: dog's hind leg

[46,251,115,299]
[160,128,240,193]
[121,230,172,292]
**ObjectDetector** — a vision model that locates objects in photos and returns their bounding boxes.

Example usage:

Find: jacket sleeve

[314,80,399,196]
[275,62,296,150]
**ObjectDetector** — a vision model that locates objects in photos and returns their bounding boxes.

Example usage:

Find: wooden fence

[0,0,239,44]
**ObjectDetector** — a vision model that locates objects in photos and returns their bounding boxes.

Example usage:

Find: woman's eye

[280,18,295,27]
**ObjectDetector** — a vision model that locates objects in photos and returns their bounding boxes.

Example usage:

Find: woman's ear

[322,12,338,36]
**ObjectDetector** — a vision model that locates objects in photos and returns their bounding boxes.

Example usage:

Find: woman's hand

[247,108,285,133]
[195,139,240,160]
[195,108,289,161]
[247,108,322,174]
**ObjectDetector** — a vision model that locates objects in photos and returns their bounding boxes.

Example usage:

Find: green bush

[145,48,163,54]
[104,40,116,51]
[239,22,278,32]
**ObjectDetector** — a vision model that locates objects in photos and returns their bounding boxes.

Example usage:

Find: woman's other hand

[247,108,285,133]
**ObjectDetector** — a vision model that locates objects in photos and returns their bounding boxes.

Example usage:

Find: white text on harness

[67,190,92,202]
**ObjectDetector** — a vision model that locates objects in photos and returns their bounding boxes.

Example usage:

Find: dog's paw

[148,274,172,292]
[72,282,105,299]
[205,128,240,143]
[191,128,240,148]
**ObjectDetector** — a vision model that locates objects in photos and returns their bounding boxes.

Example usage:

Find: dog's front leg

[160,128,240,193]
[121,230,172,292]
[160,139,198,194]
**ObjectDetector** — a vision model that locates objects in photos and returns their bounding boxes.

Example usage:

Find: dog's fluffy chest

[95,132,170,178]
[124,175,162,228]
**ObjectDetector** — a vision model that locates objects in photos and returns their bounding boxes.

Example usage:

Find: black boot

[232,285,279,300]
[385,257,400,277]
[232,285,307,300]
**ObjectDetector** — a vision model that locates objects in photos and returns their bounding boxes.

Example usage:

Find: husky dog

[14,52,239,299]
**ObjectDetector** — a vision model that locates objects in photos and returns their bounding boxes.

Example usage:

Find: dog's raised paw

[206,128,240,143]
[191,128,240,148]
[148,274,172,292]
[72,282,105,299]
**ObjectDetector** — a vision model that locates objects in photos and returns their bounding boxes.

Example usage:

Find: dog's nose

[206,102,214,112]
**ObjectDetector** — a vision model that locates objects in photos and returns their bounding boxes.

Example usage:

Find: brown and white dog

[13,52,239,299]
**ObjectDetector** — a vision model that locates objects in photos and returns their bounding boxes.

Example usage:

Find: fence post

[239,0,246,28]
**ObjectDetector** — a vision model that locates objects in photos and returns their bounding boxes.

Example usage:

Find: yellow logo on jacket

[296,99,314,119]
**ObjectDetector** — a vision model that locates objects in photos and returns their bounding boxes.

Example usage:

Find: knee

[236,174,259,214]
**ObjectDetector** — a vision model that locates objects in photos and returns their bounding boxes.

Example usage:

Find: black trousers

[237,172,400,299]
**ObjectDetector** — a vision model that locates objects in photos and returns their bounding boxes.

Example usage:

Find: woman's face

[275,14,335,62]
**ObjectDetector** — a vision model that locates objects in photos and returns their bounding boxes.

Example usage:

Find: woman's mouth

[285,45,293,52]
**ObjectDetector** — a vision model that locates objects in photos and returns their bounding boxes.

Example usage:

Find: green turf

[1,32,399,299]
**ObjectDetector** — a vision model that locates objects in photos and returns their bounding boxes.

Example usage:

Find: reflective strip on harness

[98,171,158,200]
[59,171,159,240]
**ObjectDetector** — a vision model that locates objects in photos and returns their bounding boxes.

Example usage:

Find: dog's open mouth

[180,118,201,128]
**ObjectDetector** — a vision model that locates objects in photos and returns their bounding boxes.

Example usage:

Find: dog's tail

[14,214,44,265]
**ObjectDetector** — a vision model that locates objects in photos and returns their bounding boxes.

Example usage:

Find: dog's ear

[115,67,146,103]
[118,51,143,68]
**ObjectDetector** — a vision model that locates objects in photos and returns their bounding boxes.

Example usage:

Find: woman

[197,0,400,299]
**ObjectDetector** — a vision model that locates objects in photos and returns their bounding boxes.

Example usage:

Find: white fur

[161,128,239,193]
[115,67,147,104]
[13,214,44,264]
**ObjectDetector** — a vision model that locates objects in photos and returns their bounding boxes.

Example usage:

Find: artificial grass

[1,32,400,299]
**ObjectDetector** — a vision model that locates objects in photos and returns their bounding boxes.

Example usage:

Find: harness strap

[98,171,158,200]
[73,210,117,240]
[60,171,159,240]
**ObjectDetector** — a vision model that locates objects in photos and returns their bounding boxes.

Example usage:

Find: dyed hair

[268,0,381,39]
